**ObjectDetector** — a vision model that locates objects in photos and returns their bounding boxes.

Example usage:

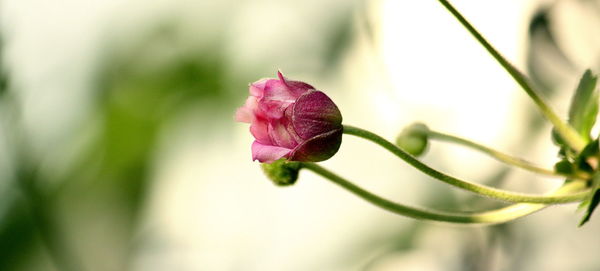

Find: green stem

[302,163,587,224]
[343,125,589,203]
[435,0,586,152]
[426,129,586,179]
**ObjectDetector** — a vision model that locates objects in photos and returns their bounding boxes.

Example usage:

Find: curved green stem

[302,163,587,224]
[435,0,586,152]
[426,129,587,180]
[343,125,589,204]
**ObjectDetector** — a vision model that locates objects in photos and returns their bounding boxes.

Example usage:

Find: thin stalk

[343,125,589,204]
[435,0,585,152]
[426,129,588,180]
[302,163,587,224]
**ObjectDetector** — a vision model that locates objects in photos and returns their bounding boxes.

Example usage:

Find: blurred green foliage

[0,3,361,269]
[1,1,598,270]
[0,22,239,270]
[527,7,574,96]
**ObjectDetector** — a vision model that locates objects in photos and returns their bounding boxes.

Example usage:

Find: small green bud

[261,159,301,186]
[554,159,574,175]
[396,123,429,157]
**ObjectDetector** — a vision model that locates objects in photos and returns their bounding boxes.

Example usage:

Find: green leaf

[579,173,600,226]
[554,159,574,175]
[568,69,598,142]
[579,189,600,226]
[574,139,599,173]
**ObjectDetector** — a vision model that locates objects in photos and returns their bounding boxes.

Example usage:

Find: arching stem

[435,0,586,152]
[425,129,588,180]
[302,163,587,224]
[343,125,589,204]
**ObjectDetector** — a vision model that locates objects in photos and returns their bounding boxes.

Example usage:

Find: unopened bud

[396,123,429,157]
[261,159,301,186]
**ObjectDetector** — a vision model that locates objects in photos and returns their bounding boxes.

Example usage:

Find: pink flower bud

[236,71,343,163]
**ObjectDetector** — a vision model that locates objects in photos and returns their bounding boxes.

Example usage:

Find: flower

[236,71,343,163]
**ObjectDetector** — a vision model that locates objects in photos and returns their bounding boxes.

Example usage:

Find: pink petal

[287,81,315,97]
[277,71,314,97]
[251,141,292,163]
[235,97,259,123]
[258,100,293,119]
[249,79,268,97]
[289,128,342,162]
[267,119,299,149]
[250,117,272,145]
[235,107,253,123]
[255,77,297,119]
[277,71,287,84]
[291,90,342,139]
[285,105,304,144]
[263,79,296,102]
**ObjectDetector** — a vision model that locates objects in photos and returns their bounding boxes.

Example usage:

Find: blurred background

[0,0,599,270]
